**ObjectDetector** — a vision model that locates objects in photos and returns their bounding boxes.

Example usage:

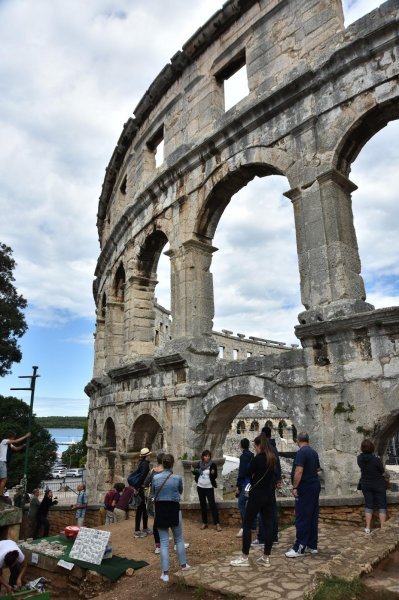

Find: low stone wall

[20,505,105,539]
[18,493,399,539]
[181,493,399,529]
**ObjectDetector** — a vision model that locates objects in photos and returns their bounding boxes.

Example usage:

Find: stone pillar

[169,240,217,339]
[124,274,157,357]
[286,169,373,324]
[104,301,124,369]
[93,316,105,377]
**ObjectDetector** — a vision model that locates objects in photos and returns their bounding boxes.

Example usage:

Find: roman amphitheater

[85,0,399,502]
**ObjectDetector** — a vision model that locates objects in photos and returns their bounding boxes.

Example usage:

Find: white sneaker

[174,543,190,550]
[236,528,243,538]
[181,563,191,571]
[256,555,271,567]
[285,547,305,558]
[154,547,160,554]
[365,528,371,534]
[251,539,262,547]
[304,548,318,554]
[160,573,169,582]
[230,555,250,567]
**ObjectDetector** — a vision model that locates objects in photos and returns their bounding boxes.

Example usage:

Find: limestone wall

[87,0,399,502]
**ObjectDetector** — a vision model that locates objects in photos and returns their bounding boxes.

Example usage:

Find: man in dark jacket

[235,438,253,537]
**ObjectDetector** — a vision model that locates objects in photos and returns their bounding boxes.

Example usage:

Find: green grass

[308,576,399,600]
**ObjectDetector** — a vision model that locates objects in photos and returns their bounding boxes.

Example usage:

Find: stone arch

[128,414,164,452]
[195,147,292,241]
[278,419,287,438]
[103,417,116,449]
[101,292,106,318]
[236,420,246,434]
[113,262,126,302]
[334,100,399,178]
[137,229,169,278]
[128,229,170,355]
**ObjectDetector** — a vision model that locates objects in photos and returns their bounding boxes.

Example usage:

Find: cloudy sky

[0,0,397,416]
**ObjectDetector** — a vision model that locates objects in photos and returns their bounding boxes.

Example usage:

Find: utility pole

[11,365,40,493]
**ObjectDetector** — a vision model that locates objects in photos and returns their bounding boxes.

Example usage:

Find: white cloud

[342,0,384,26]
[0,0,397,350]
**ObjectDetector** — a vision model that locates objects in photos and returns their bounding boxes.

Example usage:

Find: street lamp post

[10,365,40,493]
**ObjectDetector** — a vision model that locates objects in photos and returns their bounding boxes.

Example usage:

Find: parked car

[50,468,67,479]
[65,468,83,478]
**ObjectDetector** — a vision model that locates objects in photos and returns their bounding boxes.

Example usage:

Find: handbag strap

[154,472,173,501]
[249,463,272,492]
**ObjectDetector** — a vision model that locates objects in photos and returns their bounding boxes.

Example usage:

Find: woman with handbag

[230,432,276,568]
[357,439,388,534]
[144,452,164,553]
[151,454,190,582]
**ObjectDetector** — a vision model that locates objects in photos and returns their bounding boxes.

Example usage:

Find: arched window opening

[101,293,106,319]
[128,414,163,453]
[136,231,171,350]
[292,424,297,442]
[348,120,399,310]
[103,417,116,449]
[250,420,259,432]
[278,419,287,438]
[210,173,300,345]
[265,420,273,430]
[236,420,246,434]
[114,263,126,302]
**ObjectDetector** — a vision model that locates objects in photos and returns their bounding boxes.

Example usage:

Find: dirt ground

[91,517,246,600]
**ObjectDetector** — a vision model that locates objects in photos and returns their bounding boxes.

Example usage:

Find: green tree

[0,243,28,377]
[62,424,87,468]
[0,395,57,491]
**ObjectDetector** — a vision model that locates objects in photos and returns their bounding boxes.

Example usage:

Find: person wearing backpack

[113,485,135,522]
[127,448,151,538]
[104,482,125,524]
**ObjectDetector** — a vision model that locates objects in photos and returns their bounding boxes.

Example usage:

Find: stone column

[286,169,373,324]
[168,239,217,339]
[104,301,124,369]
[93,316,105,377]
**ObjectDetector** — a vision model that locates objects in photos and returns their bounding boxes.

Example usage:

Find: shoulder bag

[147,472,172,517]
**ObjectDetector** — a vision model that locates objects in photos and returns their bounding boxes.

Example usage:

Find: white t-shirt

[0,439,10,462]
[197,467,213,489]
[0,540,25,568]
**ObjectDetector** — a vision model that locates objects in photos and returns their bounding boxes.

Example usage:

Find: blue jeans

[158,511,187,573]
[238,488,257,529]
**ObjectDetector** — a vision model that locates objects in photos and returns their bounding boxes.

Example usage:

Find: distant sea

[10,396,89,417]
[48,428,84,455]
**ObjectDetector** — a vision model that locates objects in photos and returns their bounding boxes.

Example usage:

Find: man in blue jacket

[235,438,253,537]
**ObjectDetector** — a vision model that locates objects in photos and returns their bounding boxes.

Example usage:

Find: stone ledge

[180,493,399,511]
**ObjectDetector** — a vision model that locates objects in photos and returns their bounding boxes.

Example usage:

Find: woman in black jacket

[230,432,276,568]
[192,450,221,531]
[357,439,387,534]
[34,489,58,538]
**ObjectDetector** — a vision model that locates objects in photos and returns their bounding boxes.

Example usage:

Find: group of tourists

[230,428,321,567]
[104,447,190,582]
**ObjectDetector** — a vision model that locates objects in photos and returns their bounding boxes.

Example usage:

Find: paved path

[175,516,399,599]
